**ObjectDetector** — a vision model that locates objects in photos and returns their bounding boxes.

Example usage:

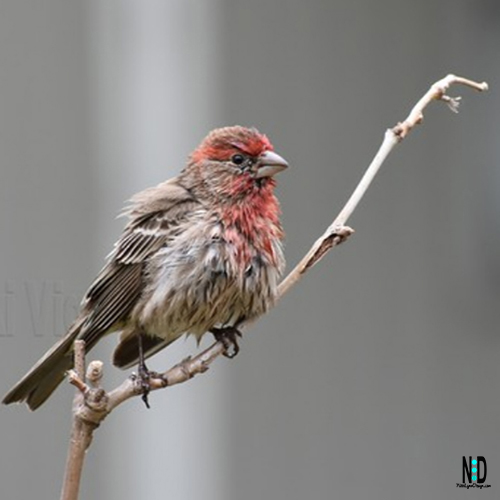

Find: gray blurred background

[1,1,499,499]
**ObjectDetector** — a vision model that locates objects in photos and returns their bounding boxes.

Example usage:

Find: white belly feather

[133,216,283,343]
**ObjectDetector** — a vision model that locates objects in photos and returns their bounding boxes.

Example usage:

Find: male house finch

[3,126,287,410]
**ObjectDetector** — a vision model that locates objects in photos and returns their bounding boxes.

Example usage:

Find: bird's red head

[187,126,288,200]
[192,125,274,163]
[191,126,274,163]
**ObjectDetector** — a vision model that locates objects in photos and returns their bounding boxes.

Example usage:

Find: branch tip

[86,361,104,387]
[67,370,87,394]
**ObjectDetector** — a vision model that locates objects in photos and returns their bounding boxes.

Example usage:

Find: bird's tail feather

[2,321,83,410]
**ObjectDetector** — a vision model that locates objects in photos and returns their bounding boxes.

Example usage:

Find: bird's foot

[333,225,355,245]
[210,326,242,358]
[137,361,154,409]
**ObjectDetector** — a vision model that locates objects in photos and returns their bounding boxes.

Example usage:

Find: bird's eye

[231,154,246,166]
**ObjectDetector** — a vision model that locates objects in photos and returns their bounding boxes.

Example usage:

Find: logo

[457,456,491,489]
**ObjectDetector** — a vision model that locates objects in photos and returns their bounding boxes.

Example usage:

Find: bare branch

[59,74,488,500]
[106,343,225,411]
[60,342,95,500]
[278,74,487,296]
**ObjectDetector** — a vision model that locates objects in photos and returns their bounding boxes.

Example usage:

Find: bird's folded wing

[78,179,202,348]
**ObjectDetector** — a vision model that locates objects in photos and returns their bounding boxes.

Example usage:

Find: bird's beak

[255,151,289,178]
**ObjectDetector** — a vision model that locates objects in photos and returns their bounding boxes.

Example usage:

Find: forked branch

[60,74,488,500]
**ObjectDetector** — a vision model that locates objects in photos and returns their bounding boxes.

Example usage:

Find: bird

[3,126,288,410]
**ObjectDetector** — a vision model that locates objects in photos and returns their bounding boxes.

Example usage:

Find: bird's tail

[2,320,84,411]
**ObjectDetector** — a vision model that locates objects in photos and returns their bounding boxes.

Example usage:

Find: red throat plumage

[219,180,283,269]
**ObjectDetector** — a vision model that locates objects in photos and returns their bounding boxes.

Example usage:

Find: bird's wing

[78,178,201,349]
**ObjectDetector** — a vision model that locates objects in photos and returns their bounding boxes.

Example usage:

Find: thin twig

[278,74,487,296]
[59,74,488,500]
